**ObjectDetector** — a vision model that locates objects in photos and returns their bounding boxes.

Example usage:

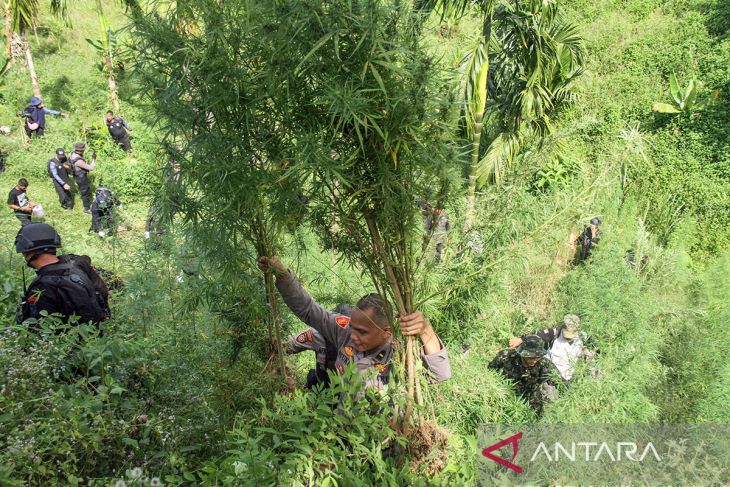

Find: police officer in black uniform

[48,148,74,209]
[69,142,97,214]
[15,223,108,328]
[105,111,132,152]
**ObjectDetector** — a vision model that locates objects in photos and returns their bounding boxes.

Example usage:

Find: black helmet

[15,223,62,253]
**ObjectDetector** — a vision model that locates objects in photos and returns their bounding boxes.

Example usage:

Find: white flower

[233,461,249,475]
[115,481,127,487]
[149,478,162,487]
[144,231,150,239]
[129,467,143,478]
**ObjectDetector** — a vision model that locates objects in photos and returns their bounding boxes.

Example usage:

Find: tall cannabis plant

[272,0,459,427]
[131,0,305,378]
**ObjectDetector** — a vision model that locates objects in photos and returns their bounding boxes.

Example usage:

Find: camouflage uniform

[276,271,451,391]
[488,336,560,416]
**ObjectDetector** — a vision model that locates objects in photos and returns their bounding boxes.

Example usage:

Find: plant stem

[364,212,416,432]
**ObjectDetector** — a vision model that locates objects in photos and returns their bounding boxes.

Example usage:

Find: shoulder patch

[374,363,389,375]
[296,330,313,344]
[343,345,354,357]
[27,294,39,303]
[335,316,350,328]
[336,363,345,375]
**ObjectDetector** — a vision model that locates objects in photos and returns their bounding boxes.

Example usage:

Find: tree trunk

[22,33,41,97]
[105,56,120,112]
[463,41,489,231]
[9,31,22,61]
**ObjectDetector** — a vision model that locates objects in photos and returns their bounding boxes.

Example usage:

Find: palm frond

[476,130,521,185]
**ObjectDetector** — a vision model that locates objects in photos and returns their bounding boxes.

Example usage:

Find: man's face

[37,102,44,108]
[18,185,27,192]
[350,307,390,353]
[106,113,113,122]
[522,356,540,367]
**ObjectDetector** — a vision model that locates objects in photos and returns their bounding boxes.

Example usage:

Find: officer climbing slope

[69,143,96,214]
[48,148,74,210]
[508,314,596,382]
[259,256,451,393]
[577,217,602,261]
[15,223,110,329]
[22,96,65,138]
[488,335,561,416]
[105,111,132,152]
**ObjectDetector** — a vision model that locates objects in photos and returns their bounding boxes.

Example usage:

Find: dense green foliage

[0,0,728,485]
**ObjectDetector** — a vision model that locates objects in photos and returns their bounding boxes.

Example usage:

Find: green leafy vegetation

[0,0,728,484]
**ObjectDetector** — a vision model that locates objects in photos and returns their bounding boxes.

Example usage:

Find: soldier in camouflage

[488,335,561,416]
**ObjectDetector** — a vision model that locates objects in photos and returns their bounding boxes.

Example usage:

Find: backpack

[58,254,111,320]
[95,188,114,210]
[25,261,107,327]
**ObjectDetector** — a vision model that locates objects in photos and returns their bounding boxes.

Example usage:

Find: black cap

[56,148,65,157]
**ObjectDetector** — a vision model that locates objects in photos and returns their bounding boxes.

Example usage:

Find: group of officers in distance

[15,219,602,417]
[8,96,129,236]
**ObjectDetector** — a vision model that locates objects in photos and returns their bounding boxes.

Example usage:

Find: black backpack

[95,188,114,210]
[57,254,111,320]
[25,264,106,327]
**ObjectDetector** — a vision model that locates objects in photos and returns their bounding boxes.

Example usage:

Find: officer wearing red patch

[259,256,451,392]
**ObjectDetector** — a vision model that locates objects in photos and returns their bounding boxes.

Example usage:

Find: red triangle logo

[482,432,523,474]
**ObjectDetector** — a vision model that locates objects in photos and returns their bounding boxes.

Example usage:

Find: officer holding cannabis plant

[488,335,561,416]
[259,256,451,391]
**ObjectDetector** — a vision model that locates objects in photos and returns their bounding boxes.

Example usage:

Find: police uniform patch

[296,330,313,344]
[335,316,350,328]
[27,295,39,303]
[336,363,345,375]
[343,345,354,357]
[375,363,389,375]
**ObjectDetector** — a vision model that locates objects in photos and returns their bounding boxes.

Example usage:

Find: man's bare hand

[509,337,523,348]
[257,256,289,280]
[400,311,441,355]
